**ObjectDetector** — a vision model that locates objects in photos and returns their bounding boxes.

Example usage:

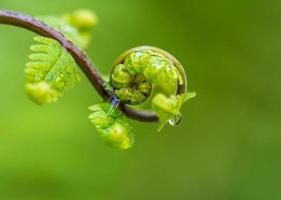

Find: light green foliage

[152,92,196,131]
[88,103,134,150]
[23,10,193,149]
[63,9,98,48]
[25,10,97,105]
[25,81,58,105]
[64,9,98,30]
[25,36,81,105]
[38,9,97,49]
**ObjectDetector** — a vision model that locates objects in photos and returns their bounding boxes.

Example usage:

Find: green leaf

[25,10,98,105]
[37,9,97,50]
[88,103,134,150]
[25,36,80,105]
[152,92,196,131]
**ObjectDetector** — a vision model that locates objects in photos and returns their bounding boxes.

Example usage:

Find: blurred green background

[0,0,281,199]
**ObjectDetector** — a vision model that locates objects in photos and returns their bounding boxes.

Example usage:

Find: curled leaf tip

[110,47,182,105]
[25,82,58,105]
[152,92,196,131]
[185,92,197,101]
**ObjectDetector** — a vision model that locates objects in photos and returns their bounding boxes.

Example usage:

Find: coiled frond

[110,46,194,131]
[111,47,182,104]
[111,64,152,105]
[0,9,195,150]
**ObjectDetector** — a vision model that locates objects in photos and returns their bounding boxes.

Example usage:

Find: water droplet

[169,113,183,127]
[108,96,120,114]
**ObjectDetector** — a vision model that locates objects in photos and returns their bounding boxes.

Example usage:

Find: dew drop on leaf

[169,113,183,127]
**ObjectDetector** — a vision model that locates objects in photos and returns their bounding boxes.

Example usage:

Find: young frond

[88,103,134,150]
[25,36,80,105]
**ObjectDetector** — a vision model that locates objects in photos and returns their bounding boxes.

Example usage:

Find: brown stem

[0,10,158,122]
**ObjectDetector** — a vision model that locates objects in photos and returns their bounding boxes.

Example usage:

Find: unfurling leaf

[152,92,196,131]
[24,10,97,105]
[111,49,181,105]
[89,103,134,150]
[25,36,80,105]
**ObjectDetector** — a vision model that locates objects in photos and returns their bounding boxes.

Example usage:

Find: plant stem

[0,10,159,122]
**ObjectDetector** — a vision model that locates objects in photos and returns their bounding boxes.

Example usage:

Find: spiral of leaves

[0,9,195,150]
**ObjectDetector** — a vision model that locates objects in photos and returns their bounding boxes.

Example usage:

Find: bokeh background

[0,0,281,199]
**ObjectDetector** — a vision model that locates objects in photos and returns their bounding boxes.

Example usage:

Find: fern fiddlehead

[108,46,195,130]
[0,10,195,150]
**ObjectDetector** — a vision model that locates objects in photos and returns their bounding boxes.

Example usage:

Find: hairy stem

[0,10,158,122]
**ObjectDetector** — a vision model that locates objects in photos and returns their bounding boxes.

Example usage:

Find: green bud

[89,103,134,150]
[65,9,98,30]
[152,92,196,131]
[38,10,97,50]
[111,64,132,88]
[105,120,133,149]
[25,37,80,105]
[25,81,58,105]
